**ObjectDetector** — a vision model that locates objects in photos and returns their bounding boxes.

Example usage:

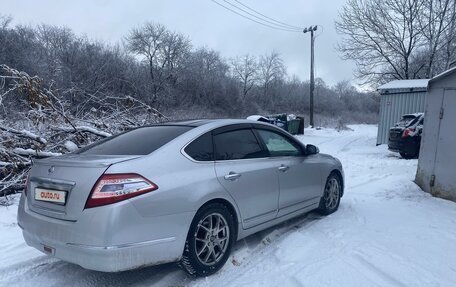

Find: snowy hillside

[1,125,455,287]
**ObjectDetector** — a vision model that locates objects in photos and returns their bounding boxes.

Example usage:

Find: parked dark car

[388,113,424,159]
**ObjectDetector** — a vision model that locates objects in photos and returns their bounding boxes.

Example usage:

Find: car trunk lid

[27,154,140,221]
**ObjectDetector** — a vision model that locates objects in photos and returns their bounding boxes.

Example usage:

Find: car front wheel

[317,173,342,215]
[180,203,235,277]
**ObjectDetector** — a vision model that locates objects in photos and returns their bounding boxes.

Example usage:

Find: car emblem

[48,166,55,174]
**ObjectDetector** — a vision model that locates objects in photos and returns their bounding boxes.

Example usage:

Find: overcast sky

[2,0,355,86]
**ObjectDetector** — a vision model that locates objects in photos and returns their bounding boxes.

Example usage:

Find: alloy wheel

[324,177,340,210]
[194,213,230,266]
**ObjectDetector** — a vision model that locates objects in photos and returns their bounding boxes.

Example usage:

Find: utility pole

[303,25,317,128]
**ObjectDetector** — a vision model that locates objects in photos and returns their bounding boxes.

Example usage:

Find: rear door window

[79,126,193,155]
[184,132,214,161]
[214,129,267,160]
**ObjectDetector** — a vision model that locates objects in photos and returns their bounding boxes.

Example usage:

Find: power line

[212,0,301,32]
[233,0,303,30]
[222,0,303,31]
[211,0,302,33]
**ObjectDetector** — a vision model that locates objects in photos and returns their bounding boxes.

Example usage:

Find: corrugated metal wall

[376,90,426,145]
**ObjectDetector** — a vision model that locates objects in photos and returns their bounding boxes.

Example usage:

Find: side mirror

[306,144,319,155]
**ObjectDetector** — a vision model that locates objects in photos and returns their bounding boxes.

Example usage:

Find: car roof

[158,118,273,128]
[159,119,220,127]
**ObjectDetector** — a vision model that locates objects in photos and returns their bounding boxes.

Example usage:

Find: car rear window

[395,116,418,127]
[78,126,193,155]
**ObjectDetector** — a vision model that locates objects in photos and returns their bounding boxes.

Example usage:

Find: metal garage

[376,79,428,145]
[416,67,456,202]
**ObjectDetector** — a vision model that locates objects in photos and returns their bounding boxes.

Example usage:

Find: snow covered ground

[1,124,455,287]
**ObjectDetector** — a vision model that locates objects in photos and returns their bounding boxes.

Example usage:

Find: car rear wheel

[317,173,341,215]
[180,203,235,277]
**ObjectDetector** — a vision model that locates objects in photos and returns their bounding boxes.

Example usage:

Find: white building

[416,67,456,201]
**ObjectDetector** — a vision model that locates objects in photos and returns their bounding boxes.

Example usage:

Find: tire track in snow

[339,137,363,152]
[348,174,391,190]
[350,254,408,287]
[0,246,188,287]
[0,256,57,283]
[0,257,186,287]
[348,244,442,287]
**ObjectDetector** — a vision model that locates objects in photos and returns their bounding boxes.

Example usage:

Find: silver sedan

[17,119,344,276]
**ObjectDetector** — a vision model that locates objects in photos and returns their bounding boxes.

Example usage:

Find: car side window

[256,129,302,157]
[214,129,267,160]
[184,132,214,161]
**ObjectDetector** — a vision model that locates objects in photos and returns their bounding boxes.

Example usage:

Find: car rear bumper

[388,138,419,154]
[21,229,178,272]
[17,194,194,272]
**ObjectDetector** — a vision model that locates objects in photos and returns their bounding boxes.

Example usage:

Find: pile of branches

[0,65,166,198]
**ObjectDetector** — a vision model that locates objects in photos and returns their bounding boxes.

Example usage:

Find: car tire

[317,173,342,215]
[180,203,235,277]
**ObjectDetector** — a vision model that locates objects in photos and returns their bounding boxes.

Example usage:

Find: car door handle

[224,172,242,181]
[278,165,289,172]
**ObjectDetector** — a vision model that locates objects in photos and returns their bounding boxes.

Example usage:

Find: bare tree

[419,0,456,75]
[336,0,456,85]
[0,15,12,30]
[125,23,191,105]
[443,1,456,70]
[231,54,258,99]
[0,64,166,196]
[258,51,286,107]
[180,47,230,107]
[336,0,426,84]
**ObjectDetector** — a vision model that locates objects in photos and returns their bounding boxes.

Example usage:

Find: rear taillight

[402,128,414,138]
[85,173,158,208]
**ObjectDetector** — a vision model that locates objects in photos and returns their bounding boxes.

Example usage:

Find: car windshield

[77,125,193,155]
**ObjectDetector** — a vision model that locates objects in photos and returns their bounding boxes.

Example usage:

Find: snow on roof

[377,79,429,90]
[403,112,424,118]
[429,65,456,84]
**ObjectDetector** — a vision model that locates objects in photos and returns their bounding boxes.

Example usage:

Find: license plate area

[34,188,67,205]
